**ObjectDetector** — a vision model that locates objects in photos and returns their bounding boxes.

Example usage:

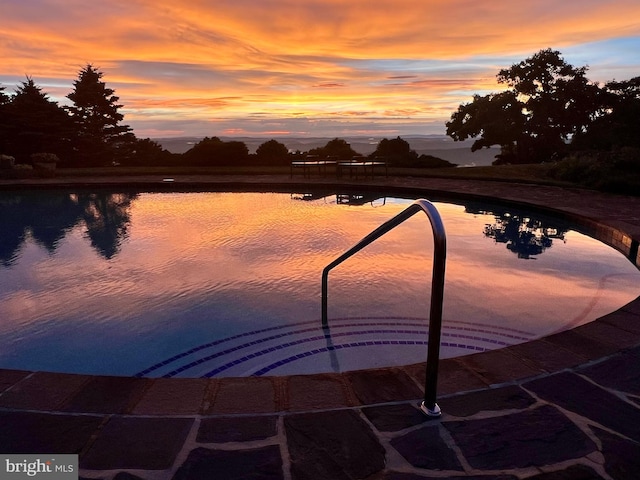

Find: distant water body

[153,135,499,167]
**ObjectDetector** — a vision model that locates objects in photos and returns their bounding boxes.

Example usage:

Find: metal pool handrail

[321,199,447,417]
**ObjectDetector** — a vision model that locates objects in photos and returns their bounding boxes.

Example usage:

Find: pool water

[1,190,639,377]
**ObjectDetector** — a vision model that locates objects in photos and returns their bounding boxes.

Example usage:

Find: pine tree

[66,64,132,166]
[4,77,73,161]
[0,85,11,153]
[0,85,10,106]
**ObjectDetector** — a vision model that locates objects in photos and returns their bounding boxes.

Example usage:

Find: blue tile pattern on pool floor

[134,317,535,378]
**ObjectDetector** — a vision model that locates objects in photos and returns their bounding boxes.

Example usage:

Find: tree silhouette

[370,136,419,166]
[3,78,74,162]
[447,49,602,164]
[308,138,358,159]
[118,137,175,166]
[256,139,289,165]
[445,91,524,152]
[66,64,132,166]
[0,85,9,105]
[183,136,249,166]
[573,76,640,150]
[0,85,10,154]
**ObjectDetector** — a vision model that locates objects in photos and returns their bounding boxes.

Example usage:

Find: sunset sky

[1,0,639,139]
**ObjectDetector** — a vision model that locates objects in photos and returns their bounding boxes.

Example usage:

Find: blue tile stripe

[133,319,318,377]
[167,328,432,378]
[250,339,487,376]
[171,328,514,378]
[134,316,535,378]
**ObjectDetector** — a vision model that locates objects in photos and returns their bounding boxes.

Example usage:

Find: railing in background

[321,199,447,417]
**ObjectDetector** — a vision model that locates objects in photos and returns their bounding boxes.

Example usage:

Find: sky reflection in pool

[1,190,639,377]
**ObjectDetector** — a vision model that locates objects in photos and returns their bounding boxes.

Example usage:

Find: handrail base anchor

[420,401,442,417]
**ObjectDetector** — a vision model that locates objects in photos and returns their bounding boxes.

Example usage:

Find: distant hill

[153,135,499,167]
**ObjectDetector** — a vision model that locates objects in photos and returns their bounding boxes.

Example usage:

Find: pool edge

[1,174,639,416]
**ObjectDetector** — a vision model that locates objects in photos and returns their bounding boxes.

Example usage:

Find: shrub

[547,148,640,194]
[415,154,457,168]
[0,154,15,169]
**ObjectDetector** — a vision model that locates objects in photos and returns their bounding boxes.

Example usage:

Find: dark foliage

[183,136,250,166]
[447,49,604,164]
[482,210,568,259]
[0,85,12,154]
[415,154,457,168]
[308,138,359,159]
[255,139,290,165]
[117,137,176,166]
[546,148,640,195]
[0,85,9,105]
[1,66,133,168]
[66,65,132,166]
[370,136,436,167]
[572,77,640,151]
[2,78,75,163]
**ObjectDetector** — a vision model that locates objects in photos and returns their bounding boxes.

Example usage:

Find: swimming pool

[1,189,639,377]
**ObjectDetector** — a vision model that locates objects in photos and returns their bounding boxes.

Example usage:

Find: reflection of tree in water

[0,191,137,266]
[0,193,81,266]
[78,193,136,259]
[468,206,568,259]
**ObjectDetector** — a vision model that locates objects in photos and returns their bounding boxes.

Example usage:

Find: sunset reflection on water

[1,190,639,377]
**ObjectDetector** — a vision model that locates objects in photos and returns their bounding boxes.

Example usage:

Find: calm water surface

[1,190,639,377]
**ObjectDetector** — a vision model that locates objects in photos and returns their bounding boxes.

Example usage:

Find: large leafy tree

[447,49,603,164]
[445,91,525,151]
[66,64,132,166]
[183,137,249,166]
[3,77,74,162]
[256,139,290,165]
[573,76,640,150]
[308,138,358,159]
[118,137,175,166]
[370,136,418,166]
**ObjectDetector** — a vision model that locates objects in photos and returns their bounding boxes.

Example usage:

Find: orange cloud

[1,0,639,137]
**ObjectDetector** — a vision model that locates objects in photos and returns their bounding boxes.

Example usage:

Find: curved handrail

[321,199,446,416]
